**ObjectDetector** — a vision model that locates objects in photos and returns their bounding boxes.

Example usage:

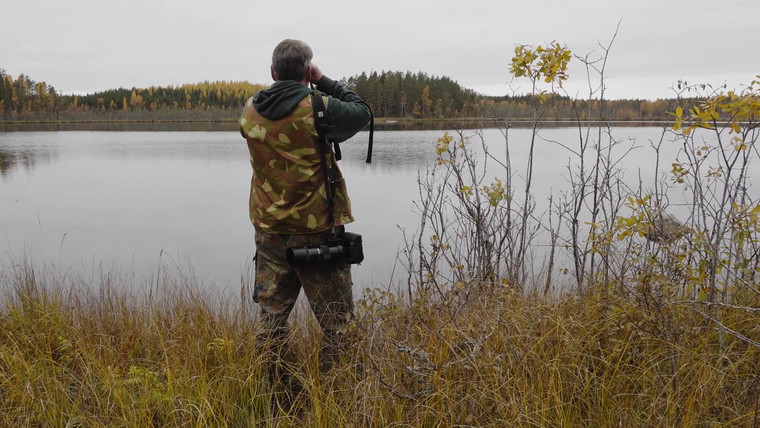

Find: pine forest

[0,68,694,123]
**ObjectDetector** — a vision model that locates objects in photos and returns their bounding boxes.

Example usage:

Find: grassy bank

[0,262,758,427]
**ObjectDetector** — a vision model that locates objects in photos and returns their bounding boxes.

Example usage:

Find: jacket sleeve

[316,76,371,143]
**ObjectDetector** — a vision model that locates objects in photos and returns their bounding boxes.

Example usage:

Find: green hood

[252,80,312,120]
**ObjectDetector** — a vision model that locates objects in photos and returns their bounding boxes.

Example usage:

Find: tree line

[1,67,693,122]
[347,71,481,119]
[0,69,268,121]
[0,70,62,119]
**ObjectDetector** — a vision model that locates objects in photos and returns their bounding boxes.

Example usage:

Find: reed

[0,260,758,426]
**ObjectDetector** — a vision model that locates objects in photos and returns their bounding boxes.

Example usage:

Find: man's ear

[303,64,313,84]
[270,66,277,82]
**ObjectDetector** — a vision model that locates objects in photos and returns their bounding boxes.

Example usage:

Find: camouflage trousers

[254,228,355,376]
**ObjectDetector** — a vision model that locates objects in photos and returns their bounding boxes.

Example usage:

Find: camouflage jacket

[239,77,370,234]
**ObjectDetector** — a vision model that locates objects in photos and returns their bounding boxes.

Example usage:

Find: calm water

[0,126,688,296]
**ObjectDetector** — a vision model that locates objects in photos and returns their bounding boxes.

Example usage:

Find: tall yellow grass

[0,261,758,426]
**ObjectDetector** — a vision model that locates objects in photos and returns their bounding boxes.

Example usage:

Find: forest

[0,68,692,122]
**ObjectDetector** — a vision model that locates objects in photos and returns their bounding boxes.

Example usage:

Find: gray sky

[3,0,758,100]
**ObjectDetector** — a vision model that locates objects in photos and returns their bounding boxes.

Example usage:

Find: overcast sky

[3,0,758,101]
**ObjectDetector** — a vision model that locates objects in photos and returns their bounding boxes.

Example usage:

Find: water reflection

[375,119,673,131]
[0,122,239,132]
[1,119,674,134]
[0,126,689,297]
[0,144,54,178]
[0,129,442,295]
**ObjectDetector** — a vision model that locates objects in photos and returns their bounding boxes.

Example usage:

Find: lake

[0,125,692,297]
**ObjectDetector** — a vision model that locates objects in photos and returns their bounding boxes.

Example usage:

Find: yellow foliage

[510,42,572,87]
[673,77,760,137]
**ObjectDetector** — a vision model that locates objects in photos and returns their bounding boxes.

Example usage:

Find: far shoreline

[0,117,681,132]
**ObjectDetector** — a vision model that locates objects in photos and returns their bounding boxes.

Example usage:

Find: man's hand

[308,63,324,85]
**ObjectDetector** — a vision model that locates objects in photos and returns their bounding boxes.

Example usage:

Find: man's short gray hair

[271,39,313,82]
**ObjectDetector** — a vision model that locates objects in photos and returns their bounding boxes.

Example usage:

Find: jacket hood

[252,80,312,120]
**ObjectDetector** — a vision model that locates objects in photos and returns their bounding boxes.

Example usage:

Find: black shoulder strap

[359,100,374,164]
[310,90,375,229]
[311,90,374,164]
[311,92,337,229]
[311,92,341,160]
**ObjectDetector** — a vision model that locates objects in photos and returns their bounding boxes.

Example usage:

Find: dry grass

[0,261,758,427]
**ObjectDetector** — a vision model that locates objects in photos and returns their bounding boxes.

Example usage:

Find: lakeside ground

[0,261,758,426]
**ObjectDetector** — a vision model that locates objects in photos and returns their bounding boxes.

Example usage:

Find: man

[239,39,370,393]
